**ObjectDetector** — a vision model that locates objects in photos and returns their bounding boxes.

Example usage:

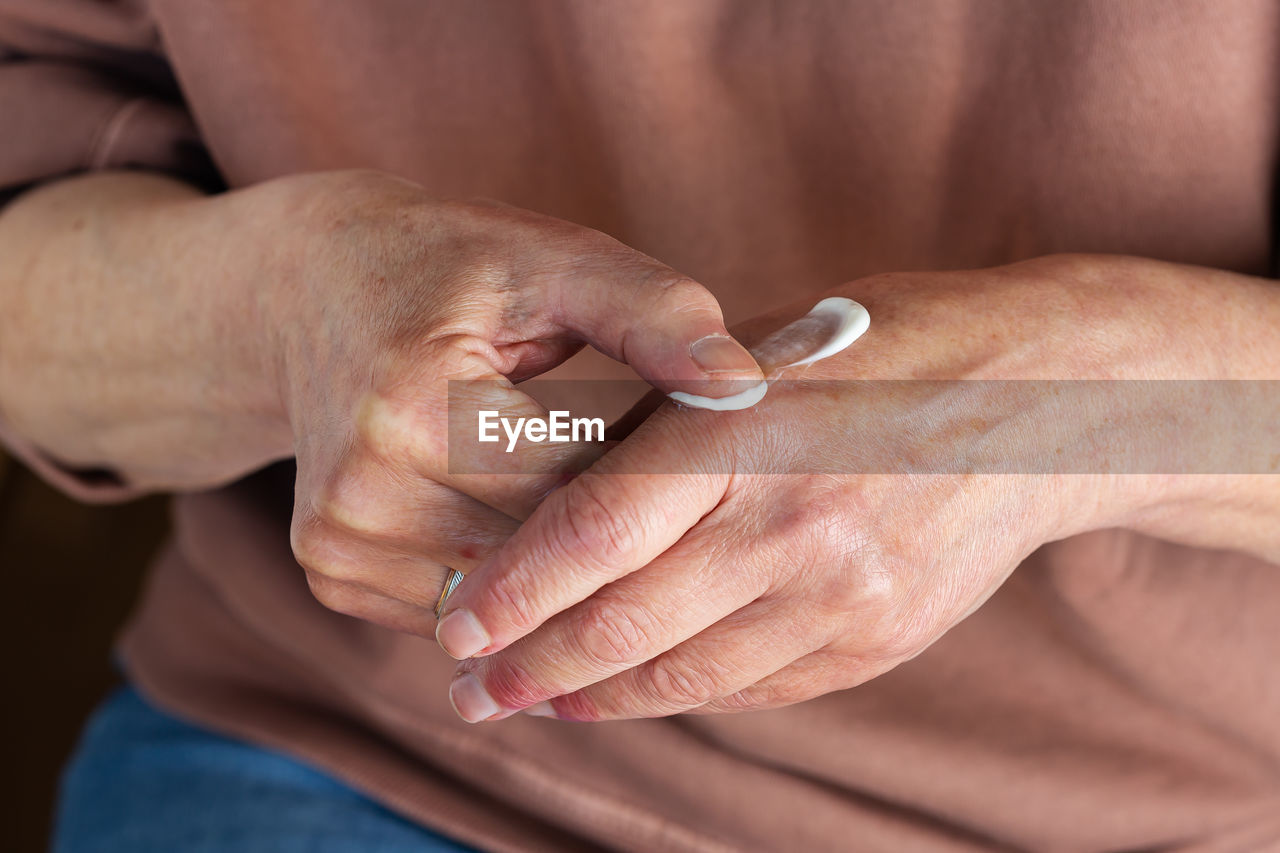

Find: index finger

[433,414,733,660]
[360,343,605,522]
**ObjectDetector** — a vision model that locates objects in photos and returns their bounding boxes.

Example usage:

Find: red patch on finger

[546,690,599,722]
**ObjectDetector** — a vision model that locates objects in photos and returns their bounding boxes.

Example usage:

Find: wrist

[233,171,399,455]
[103,180,297,483]
[0,171,295,489]
[179,185,296,453]
[993,255,1280,556]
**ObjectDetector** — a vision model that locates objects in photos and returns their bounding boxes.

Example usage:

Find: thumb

[549,257,764,400]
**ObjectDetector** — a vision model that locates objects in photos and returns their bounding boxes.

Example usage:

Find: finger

[496,338,586,384]
[449,520,774,720]
[296,444,522,563]
[522,597,824,722]
[361,344,606,520]
[304,571,440,638]
[549,252,764,399]
[439,370,610,517]
[434,454,730,659]
[684,649,890,715]
[293,520,458,612]
[294,447,526,625]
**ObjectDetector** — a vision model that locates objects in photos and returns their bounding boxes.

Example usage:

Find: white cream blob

[779,297,871,367]
[667,378,771,412]
[668,297,870,411]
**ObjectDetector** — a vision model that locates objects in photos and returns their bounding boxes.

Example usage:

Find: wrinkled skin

[244,171,764,637]
[5,170,1274,724]
[438,256,1280,721]
[0,167,763,643]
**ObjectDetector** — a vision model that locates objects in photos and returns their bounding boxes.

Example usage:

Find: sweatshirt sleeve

[0,1,220,198]
[0,1,222,502]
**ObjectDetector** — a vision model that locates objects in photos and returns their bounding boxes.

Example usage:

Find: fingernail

[523,700,558,718]
[435,609,490,660]
[449,673,502,723]
[690,335,759,375]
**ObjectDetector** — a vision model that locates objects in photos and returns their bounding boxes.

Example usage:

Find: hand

[234,170,765,637]
[435,254,1280,721]
[0,166,763,638]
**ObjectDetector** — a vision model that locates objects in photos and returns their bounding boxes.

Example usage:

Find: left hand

[435,254,1279,721]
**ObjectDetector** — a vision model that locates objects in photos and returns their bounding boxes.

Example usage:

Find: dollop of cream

[668,297,870,411]
[667,378,770,412]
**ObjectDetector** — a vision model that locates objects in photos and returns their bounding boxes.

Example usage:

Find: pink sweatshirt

[2,2,1278,849]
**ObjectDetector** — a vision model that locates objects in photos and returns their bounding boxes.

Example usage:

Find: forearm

[1025,256,1280,561]
[0,171,289,491]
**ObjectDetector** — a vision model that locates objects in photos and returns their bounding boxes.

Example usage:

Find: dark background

[1,451,168,851]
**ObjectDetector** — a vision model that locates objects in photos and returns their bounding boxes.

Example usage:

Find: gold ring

[434,567,465,619]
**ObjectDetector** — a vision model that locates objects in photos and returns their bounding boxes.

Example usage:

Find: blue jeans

[53,685,479,852]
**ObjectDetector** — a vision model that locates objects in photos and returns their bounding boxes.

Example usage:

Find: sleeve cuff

[0,414,145,504]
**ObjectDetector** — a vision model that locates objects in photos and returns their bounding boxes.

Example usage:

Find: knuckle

[764,486,828,548]
[845,564,902,617]
[482,571,547,636]
[523,216,622,259]
[761,479,867,590]
[864,598,933,661]
[762,479,916,630]
[814,563,921,662]
[304,570,358,615]
[476,659,547,710]
[797,484,860,552]
[290,508,324,567]
[549,690,601,723]
[573,600,657,668]
[290,511,331,569]
[355,391,440,469]
[815,564,901,631]
[706,691,752,712]
[701,686,768,712]
[729,679,809,710]
[641,658,722,710]
[705,689,761,714]
[544,477,638,576]
[308,477,392,541]
[644,271,717,315]
[290,514,363,584]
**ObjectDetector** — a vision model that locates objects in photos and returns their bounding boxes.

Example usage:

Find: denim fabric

[53,685,479,852]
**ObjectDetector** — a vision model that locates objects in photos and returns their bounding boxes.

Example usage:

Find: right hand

[237,170,762,638]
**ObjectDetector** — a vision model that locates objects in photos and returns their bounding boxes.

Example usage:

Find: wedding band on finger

[434,567,465,619]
